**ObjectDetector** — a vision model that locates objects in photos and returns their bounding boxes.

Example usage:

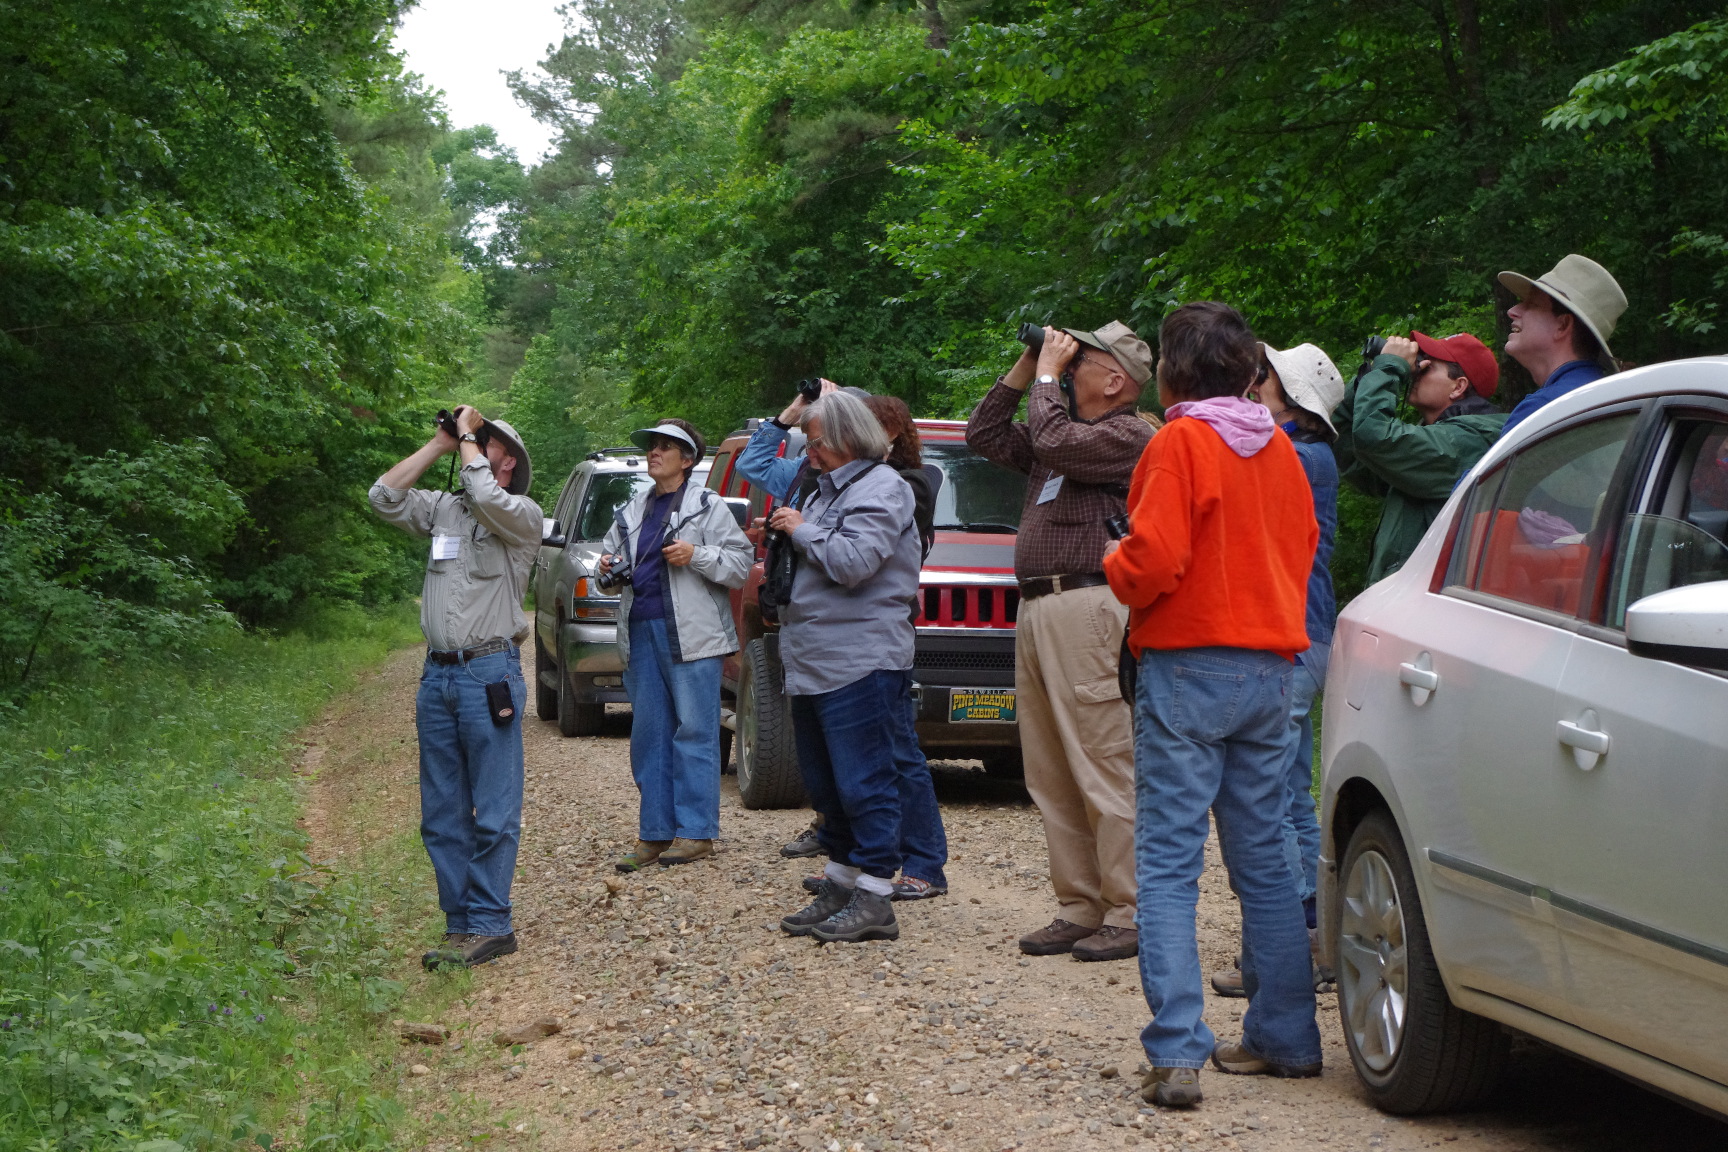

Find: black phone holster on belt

[484,679,517,727]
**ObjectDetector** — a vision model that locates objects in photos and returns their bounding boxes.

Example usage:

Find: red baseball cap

[1411,331,1499,398]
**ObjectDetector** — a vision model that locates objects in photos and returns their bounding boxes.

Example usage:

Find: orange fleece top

[1102,416,1317,659]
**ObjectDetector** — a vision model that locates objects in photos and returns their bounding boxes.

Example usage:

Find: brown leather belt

[426,637,514,665]
[1018,572,1110,601]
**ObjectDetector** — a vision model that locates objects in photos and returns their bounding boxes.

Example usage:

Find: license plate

[949,689,1016,723]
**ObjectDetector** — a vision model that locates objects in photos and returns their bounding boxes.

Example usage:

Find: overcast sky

[394,0,569,164]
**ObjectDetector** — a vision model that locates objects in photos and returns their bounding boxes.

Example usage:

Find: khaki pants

[1016,583,1138,930]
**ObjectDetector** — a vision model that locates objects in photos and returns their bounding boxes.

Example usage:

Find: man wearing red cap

[1333,331,1507,583]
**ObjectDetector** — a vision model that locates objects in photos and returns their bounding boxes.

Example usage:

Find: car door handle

[1398,663,1439,691]
[1557,715,1610,771]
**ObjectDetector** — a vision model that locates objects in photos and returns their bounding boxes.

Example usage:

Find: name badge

[1037,475,1064,504]
[431,535,460,561]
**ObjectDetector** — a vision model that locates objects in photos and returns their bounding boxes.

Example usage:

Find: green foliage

[0,605,426,1151]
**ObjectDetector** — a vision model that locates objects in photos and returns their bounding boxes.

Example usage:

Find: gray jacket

[602,482,752,665]
[781,459,920,696]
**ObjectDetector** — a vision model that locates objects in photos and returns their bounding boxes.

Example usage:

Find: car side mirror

[1626,580,1728,670]
[542,517,567,548]
[722,497,750,528]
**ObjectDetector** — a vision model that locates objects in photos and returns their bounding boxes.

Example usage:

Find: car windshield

[923,441,1027,532]
[575,473,652,540]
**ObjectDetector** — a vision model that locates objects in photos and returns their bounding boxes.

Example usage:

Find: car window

[552,474,581,527]
[1448,414,1637,616]
[1606,419,1728,627]
[574,473,652,540]
[710,449,736,494]
[924,442,1028,532]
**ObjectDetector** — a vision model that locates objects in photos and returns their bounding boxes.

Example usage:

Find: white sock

[824,861,861,887]
[856,873,894,897]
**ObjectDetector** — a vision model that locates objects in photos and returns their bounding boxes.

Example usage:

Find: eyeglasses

[806,435,826,451]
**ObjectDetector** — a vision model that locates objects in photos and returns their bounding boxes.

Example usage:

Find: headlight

[573,577,620,620]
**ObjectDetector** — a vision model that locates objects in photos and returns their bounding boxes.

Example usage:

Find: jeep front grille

[916,585,1018,628]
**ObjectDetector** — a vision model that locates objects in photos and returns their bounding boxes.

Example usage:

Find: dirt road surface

[308,649,1727,1152]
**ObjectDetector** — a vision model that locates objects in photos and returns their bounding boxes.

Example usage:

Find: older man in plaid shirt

[967,322,1157,963]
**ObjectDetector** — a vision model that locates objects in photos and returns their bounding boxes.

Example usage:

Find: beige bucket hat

[1497,254,1627,359]
[1261,342,1345,437]
[1065,320,1154,385]
[482,418,533,495]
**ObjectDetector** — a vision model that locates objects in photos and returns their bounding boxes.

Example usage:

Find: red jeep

[705,418,1028,808]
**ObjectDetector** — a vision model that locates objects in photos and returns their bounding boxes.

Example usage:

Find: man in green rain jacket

[1334,332,1509,584]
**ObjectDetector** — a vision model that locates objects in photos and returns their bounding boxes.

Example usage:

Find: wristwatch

[1035,374,1059,387]
[459,432,479,444]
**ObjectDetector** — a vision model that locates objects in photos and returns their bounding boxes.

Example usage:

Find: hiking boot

[780,821,826,859]
[891,876,947,901]
[1211,1040,1321,1079]
[421,932,470,971]
[616,839,672,872]
[658,838,714,867]
[1211,957,1246,998]
[458,932,519,968]
[1140,1066,1203,1108]
[1018,919,1096,956]
[801,872,824,895]
[780,879,853,936]
[1072,924,1138,961]
[810,888,899,943]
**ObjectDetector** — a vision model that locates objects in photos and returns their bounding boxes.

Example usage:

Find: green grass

[0,603,459,1152]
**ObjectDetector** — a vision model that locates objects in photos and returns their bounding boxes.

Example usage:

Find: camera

[594,554,632,593]
[1104,512,1132,541]
[1017,322,1045,354]
[796,378,822,404]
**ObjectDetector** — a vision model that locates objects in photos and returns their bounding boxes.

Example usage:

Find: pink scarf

[1166,396,1276,457]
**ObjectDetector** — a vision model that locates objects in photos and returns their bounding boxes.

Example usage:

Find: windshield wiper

[933,522,1018,534]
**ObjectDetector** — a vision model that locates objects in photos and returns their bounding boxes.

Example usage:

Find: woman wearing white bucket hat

[1209,343,1344,999]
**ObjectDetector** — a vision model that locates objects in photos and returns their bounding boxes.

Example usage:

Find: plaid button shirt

[965,376,1157,581]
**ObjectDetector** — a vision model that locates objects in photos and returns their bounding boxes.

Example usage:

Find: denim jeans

[890,682,948,887]
[624,617,723,841]
[1282,639,1330,913]
[416,648,526,937]
[791,669,907,880]
[1133,646,1322,1069]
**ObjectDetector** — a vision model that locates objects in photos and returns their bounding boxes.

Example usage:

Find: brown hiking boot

[1072,924,1139,962]
[1140,1066,1203,1108]
[1211,1040,1321,1079]
[658,837,714,866]
[616,839,672,872]
[1211,958,1246,997]
[1018,919,1096,956]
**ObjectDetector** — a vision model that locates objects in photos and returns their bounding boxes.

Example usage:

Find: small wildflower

[207,1004,218,1013]
[255,1014,266,1024]
[223,1007,233,1016]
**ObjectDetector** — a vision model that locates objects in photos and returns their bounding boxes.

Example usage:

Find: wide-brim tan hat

[1261,342,1344,437]
[1498,254,1626,359]
[1066,320,1154,385]
[483,418,533,495]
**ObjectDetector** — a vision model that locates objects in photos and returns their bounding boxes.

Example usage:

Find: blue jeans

[1282,639,1329,913]
[416,648,526,937]
[624,617,723,841]
[1133,647,1322,1069]
[890,682,948,887]
[791,669,907,880]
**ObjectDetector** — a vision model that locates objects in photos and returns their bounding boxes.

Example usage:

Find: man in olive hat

[371,405,543,969]
[967,321,1158,964]
[1499,254,1628,438]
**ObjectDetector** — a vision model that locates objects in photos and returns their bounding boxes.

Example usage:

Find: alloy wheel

[1339,848,1409,1073]
[737,662,759,795]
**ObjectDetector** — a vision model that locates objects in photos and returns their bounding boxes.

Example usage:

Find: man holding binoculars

[370,404,543,970]
[967,321,1157,963]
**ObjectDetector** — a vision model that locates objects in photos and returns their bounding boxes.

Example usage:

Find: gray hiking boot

[1140,1066,1203,1108]
[810,887,899,943]
[780,879,852,936]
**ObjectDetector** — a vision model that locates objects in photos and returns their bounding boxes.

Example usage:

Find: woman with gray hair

[768,391,922,942]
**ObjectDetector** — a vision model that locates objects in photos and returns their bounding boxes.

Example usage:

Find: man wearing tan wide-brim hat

[1498,253,1627,437]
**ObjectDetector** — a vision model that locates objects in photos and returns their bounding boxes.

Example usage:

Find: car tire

[556,637,605,738]
[735,638,804,810]
[534,631,559,721]
[1337,809,1509,1114]
[719,725,735,774]
[982,750,1024,780]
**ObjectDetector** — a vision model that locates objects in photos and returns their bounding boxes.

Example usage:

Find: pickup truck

[705,418,1028,808]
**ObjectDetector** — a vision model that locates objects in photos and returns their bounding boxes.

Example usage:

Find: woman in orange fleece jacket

[1102,302,1321,1108]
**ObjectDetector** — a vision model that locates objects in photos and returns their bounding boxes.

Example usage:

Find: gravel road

[310,649,1728,1152]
